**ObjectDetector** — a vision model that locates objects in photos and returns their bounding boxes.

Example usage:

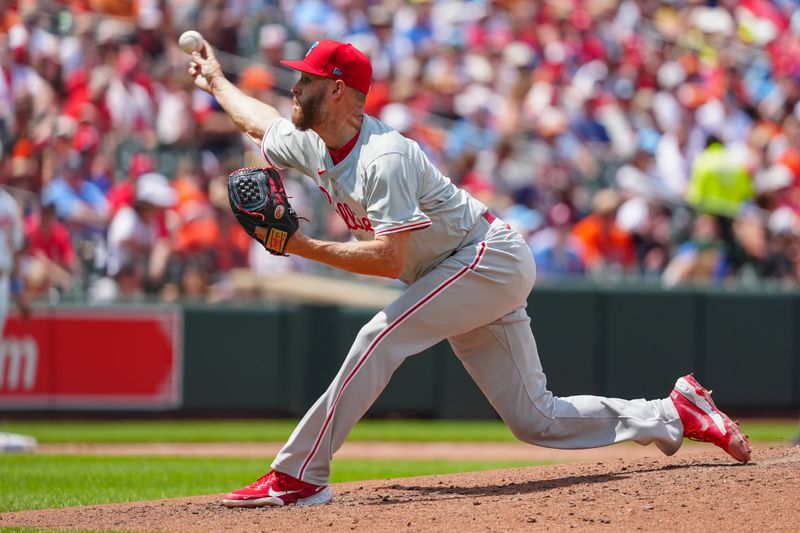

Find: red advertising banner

[0,307,182,409]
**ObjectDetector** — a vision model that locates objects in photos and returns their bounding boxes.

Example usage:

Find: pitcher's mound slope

[1,446,798,532]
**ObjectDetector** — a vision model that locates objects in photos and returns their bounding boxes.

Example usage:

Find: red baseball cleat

[670,374,751,463]
[222,470,332,508]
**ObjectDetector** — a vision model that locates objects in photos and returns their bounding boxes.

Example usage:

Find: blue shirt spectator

[42,153,109,233]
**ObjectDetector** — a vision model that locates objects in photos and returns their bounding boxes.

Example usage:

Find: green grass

[0,455,535,513]
[1,419,795,444]
[0,528,148,533]
[0,527,147,533]
[0,419,795,516]
[0,420,518,444]
[738,421,799,443]
[0,529,93,533]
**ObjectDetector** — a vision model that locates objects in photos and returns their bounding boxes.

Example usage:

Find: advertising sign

[0,307,182,409]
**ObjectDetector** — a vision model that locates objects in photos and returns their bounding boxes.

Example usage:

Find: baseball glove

[227,167,299,255]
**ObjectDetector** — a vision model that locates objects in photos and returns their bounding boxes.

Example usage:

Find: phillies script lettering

[319,186,374,233]
[337,202,373,232]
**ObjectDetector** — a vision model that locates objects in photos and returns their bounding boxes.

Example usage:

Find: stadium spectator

[0,0,799,299]
[23,197,77,294]
[41,151,109,232]
[107,152,154,216]
[178,257,212,301]
[687,135,754,219]
[687,134,756,271]
[572,189,636,276]
[760,207,800,284]
[105,46,155,134]
[529,203,585,279]
[662,214,729,288]
[106,172,176,292]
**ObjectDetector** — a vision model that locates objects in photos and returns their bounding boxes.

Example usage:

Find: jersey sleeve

[363,153,432,236]
[261,118,318,177]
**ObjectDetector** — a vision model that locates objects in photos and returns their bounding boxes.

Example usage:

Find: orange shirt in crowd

[571,214,635,269]
[173,178,220,254]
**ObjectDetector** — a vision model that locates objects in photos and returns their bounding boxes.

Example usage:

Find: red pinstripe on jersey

[374,220,432,236]
[319,186,333,205]
[260,121,284,170]
[297,241,488,480]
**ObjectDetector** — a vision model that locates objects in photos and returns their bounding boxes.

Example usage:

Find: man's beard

[291,86,326,131]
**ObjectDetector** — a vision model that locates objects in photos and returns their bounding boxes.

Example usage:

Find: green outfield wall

[1,285,797,414]
[180,284,800,417]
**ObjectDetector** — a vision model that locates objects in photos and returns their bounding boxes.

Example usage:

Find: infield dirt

[1,445,797,532]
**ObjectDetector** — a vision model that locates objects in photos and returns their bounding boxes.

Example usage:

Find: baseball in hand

[178,30,204,54]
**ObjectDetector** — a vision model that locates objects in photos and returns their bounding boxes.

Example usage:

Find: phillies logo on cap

[306,41,319,57]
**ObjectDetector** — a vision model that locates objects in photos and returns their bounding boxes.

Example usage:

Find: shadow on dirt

[371,461,731,504]
[630,461,751,474]
[373,472,626,504]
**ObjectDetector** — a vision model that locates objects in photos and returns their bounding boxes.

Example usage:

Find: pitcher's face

[291,73,330,132]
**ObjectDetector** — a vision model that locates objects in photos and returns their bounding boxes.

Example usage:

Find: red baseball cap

[280,40,372,95]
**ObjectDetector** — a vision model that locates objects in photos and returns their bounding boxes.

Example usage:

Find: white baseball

[178,30,204,54]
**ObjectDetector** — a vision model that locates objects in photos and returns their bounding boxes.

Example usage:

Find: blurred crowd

[2,0,800,304]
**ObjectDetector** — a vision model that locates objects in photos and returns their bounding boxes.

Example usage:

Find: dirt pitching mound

[1,446,797,532]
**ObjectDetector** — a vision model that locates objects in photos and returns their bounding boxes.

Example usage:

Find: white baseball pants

[273,217,684,485]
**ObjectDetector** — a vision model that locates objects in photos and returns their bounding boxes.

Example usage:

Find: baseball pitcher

[188,40,750,508]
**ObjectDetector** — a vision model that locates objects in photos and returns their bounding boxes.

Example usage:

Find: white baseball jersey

[106,206,158,276]
[257,115,683,487]
[261,115,487,283]
[0,189,24,273]
[0,188,24,335]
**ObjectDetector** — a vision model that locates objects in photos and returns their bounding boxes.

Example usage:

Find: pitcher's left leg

[449,308,684,454]
[271,239,515,485]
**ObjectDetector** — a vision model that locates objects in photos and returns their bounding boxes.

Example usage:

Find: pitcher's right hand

[188,40,223,94]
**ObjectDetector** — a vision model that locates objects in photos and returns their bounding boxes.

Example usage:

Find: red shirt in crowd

[25,214,75,268]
